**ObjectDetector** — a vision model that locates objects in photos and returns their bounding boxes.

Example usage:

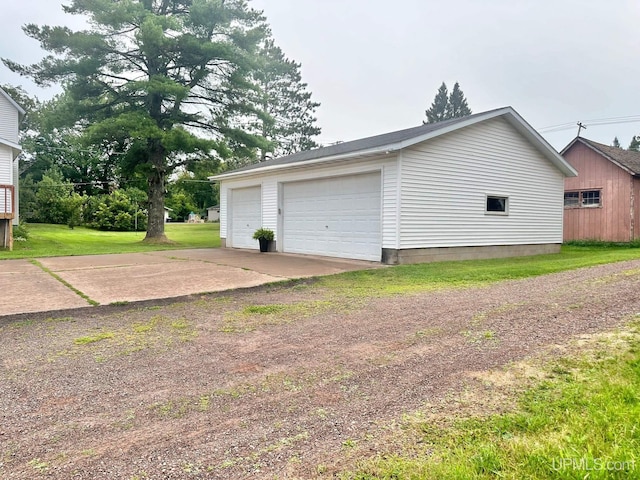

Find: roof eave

[498,109,578,177]
[209,144,400,181]
[0,138,22,159]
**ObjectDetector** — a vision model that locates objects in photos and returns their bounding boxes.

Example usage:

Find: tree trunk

[144,143,169,242]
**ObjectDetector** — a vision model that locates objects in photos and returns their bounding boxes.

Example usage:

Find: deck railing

[0,184,15,219]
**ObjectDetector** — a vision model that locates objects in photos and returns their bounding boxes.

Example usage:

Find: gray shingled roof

[225,108,506,175]
[568,137,640,175]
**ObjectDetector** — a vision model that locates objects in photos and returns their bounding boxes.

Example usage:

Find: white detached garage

[211,107,577,264]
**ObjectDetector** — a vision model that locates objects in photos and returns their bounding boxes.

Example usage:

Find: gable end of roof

[562,137,640,176]
[211,106,577,180]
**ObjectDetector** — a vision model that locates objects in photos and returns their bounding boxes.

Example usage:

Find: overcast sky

[1,0,639,151]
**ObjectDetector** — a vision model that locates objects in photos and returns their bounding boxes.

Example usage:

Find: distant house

[164,206,173,223]
[207,206,220,222]
[211,107,577,264]
[0,87,25,250]
[562,137,640,242]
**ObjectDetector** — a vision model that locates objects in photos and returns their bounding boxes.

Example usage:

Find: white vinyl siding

[0,94,19,144]
[399,117,564,248]
[12,157,18,224]
[261,180,278,233]
[0,146,11,185]
[382,161,399,249]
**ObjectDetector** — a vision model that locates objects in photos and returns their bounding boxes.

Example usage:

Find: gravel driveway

[1,259,640,479]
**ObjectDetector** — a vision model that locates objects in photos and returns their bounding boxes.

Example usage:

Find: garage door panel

[230,186,261,249]
[283,173,381,261]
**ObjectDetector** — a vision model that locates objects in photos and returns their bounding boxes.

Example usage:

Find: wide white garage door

[283,172,381,261]
[230,186,261,249]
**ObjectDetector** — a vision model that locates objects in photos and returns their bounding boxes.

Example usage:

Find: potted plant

[253,227,274,252]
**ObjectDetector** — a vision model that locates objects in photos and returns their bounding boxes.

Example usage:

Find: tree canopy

[3,0,317,240]
[425,81,472,124]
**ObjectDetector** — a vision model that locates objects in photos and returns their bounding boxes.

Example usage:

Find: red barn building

[562,137,640,242]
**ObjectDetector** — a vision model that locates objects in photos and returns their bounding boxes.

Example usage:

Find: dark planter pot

[258,238,270,252]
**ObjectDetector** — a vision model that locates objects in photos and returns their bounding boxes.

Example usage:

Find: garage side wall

[218,156,398,250]
[397,117,565,252]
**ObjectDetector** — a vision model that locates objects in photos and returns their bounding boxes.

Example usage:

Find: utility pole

[577,122,587,137]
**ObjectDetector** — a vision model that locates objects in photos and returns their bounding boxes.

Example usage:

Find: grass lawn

[343,321,640,480]
[0,222,220,259]
[320,244,640,296]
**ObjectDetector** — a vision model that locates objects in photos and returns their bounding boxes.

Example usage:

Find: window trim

[485,194,509,216]
[564,189,602,209]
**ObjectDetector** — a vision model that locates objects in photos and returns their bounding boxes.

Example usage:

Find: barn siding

[218,156,398,247]
[634,178,640,240]
[398,117,565,248]
[563,142,632,242]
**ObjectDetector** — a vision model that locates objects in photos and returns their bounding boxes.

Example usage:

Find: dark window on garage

[486,195,508,215]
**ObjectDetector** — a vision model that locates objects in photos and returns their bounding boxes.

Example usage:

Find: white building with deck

[0,87,25,250]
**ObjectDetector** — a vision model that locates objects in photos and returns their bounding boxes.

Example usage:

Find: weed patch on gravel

[220,300,335,333]
[50,314,198,362]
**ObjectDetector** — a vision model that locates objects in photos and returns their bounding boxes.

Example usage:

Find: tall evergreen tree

[254,39,321,161]
[629,136,640,152]
[425,81,472,124]
[612,137,621,148]
[425,82,450,124]
[218,38,321,163]
[448,82,472,118]
[3,0,269,241]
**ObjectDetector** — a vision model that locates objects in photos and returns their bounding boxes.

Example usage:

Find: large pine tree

[254,39,321,161]
[425,82,450,124]
[217,38,321,164]
[3,0,269,241]
[425,81,472,124]
[448,82,472,119]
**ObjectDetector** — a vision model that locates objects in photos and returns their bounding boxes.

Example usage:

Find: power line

[538,115,640,133]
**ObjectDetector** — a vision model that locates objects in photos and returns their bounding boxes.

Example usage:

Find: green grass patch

[52,315,197,361]
[320,245,640,297]
[74,331,114,345]
[343,322,640,480]
[0,222,219,259]
[220,300,334,333]
[243,304,289,315]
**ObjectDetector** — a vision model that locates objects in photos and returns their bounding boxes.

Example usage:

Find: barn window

[486,195,508,215]
[564,190,601,208]
[564,192,579,207]
[581,190,601,207]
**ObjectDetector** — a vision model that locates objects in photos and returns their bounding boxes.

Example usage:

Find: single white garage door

[283,172,381,261]
[230,186,261,249]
